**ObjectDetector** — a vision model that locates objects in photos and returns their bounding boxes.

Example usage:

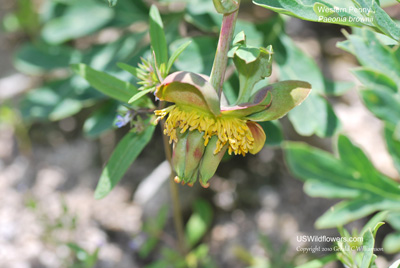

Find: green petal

[184,130,206,184]
[198,136,227,188]
[246,80,311,122]
[156,71,221,116]
[172,131,188,180]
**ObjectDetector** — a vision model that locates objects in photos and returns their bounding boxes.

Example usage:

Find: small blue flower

[115,112,133,128]
[128,233,147,251]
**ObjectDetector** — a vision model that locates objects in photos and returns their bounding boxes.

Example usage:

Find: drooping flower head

[155,71,311,187]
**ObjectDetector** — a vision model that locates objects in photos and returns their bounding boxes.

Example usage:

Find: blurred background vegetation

[0,0,400,267]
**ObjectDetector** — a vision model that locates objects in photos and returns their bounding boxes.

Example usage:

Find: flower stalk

[209,0,240,98]
[159,102,186,255]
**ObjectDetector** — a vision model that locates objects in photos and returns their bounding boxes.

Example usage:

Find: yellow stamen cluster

[155,105,255,156]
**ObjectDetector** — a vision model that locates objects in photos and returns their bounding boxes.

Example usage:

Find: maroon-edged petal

[156,71,221,116]
[247,121,266,154]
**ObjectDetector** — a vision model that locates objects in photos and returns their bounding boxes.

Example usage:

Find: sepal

[246,80,312,121]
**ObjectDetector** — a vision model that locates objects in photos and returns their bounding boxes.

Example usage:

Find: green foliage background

[2,0,400,267]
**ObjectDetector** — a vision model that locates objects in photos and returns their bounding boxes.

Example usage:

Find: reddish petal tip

[200,181,210,188]
[174,176,182,183]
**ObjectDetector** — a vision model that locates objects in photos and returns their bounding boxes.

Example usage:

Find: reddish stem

[209,5,240,98]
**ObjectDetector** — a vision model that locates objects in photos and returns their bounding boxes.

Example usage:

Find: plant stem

[209,1,240,98]
[159,102,186,255]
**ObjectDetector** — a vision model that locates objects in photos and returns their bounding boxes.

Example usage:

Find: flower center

[155,105,255,156]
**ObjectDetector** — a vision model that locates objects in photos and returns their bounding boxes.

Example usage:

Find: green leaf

[15,33,146,76]
[272,33,353,96]
[259,120,283,146]
[117,62,141,78]
[14,43,79,75]
[184,0,221,33]
[288,93,340,137]
[94,124,155,199]
[110,0,148,27]
[361,230,375,268]
[284,137,400,228]
[83,101,119,138]
[191,244,210,260]
[169,37,218,74]
[161,247,185,263]
[383,232,400,254]
[108,0,117,7]
[385,123,400,175]
[337,135,379,183]
[338,28,400,87]
[352,68,398,93]
[140,206,168,258]
[83,32,146,71]
[387,212,400,230]
[166,40,192,74]
[67,243,89,260]
[381,0,400,7]
[139,237,159,259]
[252,0,400,40]
[274,34,325,93]
[149,5,168,69]
[361,211,389,236]
[128,88,154,104]
[315,198,386,229]
[49,98,82,121]
[323,80,354,96]
[361,88,400,126]
[19,79,95,121]
[185,200,213,248]
[372,222,385,238]
[304,180,361,199]
[87,247,100,267]
[144,260,170,268]
[274,34,343,137]
[186,0,217,15]
[185,12,221,33]
[41,0,114,44]
[9,0,39,35]
[295,253,337,268]
[71,63,150,106]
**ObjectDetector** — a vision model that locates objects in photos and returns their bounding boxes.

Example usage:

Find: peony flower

[155,71,311,187]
